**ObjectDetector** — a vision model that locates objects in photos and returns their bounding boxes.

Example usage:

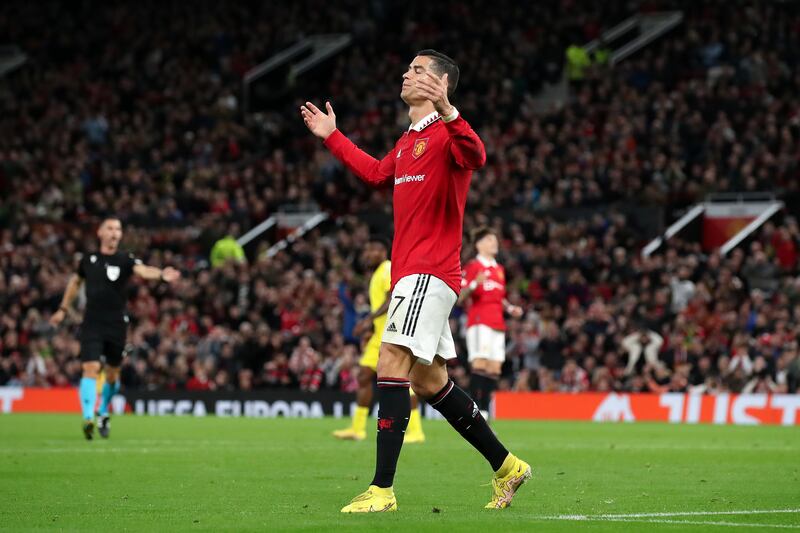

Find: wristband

[441,107,459,122]
[469,280,478,290]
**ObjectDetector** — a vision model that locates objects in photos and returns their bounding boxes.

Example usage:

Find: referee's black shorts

[80,323,126,367]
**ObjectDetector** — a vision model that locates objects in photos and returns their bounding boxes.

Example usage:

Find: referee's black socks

[371,378,411,488]
[429,379,508,471]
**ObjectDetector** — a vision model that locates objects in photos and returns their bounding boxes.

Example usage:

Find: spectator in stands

[670,266,696,313]
[210,229,247,268]
[621,327,664,376]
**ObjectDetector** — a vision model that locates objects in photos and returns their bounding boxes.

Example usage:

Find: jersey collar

[408,111,441,132]
[476,254,497,268]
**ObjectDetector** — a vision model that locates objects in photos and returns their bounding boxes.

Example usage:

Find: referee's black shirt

[77,251,140,326]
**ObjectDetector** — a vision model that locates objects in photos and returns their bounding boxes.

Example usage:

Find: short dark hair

[368,235,391,254]
[100,216,122,226]
[416,49,459,96]
[471,226,495,244]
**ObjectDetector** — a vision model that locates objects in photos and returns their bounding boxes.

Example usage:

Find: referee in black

[50,217,180,439]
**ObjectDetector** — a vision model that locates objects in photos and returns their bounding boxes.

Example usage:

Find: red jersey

[461,256,507,330]
[324,111,486,293]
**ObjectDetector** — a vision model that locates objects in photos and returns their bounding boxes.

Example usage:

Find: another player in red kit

[458,227,523,419]
[301,49,531,513]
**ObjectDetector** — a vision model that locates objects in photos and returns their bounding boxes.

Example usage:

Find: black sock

[371,377,411,488]
[469,373,486,410]
[470,372,498,412]
[483,374,498,413]
[430,380,509,471]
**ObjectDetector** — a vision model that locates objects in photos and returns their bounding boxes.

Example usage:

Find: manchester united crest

[412,138,428,159]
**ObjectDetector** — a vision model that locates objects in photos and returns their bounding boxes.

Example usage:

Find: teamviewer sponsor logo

[394,174,425,185]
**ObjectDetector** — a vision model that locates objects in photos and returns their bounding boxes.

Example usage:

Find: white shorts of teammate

[381,274,457,365]
[466,324,506,363]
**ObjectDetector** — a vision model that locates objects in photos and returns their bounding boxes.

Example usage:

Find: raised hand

[415,72,453,117]
[353,317,373,337]
[161,266,181,283]
[508,305,524,318]
[300,101,337,140]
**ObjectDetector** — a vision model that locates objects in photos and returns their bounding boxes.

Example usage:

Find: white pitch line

[572,509,800,519]
[0,447,197,454]
[479,441,800,452]
[585,518,800,529]
[535,509,800,529]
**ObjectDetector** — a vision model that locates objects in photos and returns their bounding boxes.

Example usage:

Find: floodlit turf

[0,415,798,531]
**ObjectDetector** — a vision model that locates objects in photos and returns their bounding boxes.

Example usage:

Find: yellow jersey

[369,260,392,334]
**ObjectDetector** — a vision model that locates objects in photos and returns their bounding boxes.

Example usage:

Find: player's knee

[471,358,488,372]
[105,367,120,383]
[357,367,375,388]
[408,356,449,398]
[82,362,101,379]
[376,343,412,378]
[410,373,449,399]
[409,379,436,399]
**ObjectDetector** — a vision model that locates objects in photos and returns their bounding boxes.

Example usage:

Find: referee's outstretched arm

[50,265,180,327]
[133,264,181,282]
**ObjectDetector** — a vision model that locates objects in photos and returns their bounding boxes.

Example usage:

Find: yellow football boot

[332,428,366,441]
[485,454,532,509]
[341,485,397,513]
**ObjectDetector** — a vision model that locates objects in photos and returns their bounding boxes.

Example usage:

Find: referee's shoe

[82,420,95,441]
[97,415,111,439]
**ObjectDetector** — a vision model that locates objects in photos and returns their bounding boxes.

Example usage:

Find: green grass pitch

[1,414,798,531]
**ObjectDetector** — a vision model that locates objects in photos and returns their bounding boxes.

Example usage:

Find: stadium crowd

[1,0,799,394]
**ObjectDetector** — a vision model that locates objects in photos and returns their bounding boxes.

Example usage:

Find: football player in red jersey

[302,50,531,513]
[458,227,523,419]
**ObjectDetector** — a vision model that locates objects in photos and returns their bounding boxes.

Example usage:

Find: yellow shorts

[359,334,381,371]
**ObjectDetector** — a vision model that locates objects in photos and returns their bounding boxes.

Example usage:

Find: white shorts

[381,274,457,365]
[466,324,506,363]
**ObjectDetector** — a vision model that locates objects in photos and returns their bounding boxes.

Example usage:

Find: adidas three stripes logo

[401,274,431,337]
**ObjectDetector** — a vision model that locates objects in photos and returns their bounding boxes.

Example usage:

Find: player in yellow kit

[333,238,425,443]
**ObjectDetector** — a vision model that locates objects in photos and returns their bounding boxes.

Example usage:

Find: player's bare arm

[353,290,392,336]
[133,264,181,283]
[457,270,487,306]
[302,100,396,186]
[503,299,524,318]
[50,274,84,326]
[300,101,336,140]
